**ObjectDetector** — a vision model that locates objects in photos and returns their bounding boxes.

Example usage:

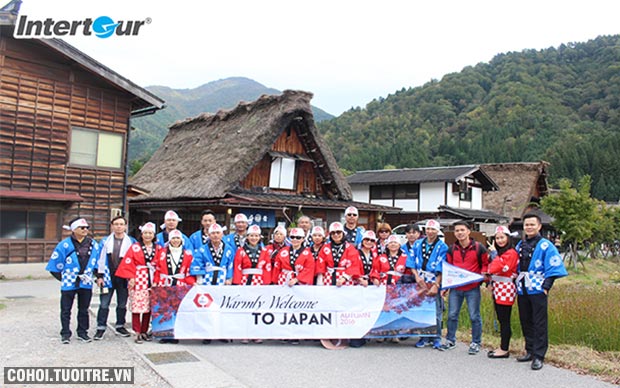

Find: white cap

[208,224,224,234]
[234,213,248,223]
[289,228,305,238]
[494,225,511,236]
[345,206,358,216]
[273,225,287,236]
[63,218,89,231]
[164,210,182,222]
[247,225,262,236]
[386,235,401,245]
[425,219,441,231]
[168,229,182,241]
[139,222,156,233]
[311,226,325,237]
[362,230,377,241]
[329,222,344,233]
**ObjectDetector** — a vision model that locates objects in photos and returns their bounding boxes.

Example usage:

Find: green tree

[541,176,598,269]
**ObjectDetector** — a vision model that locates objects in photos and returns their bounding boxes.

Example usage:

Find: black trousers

[60,288,92,337]
[517,292,548,360]
[494,302,512,351]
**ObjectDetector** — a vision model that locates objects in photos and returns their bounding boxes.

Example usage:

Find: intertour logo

[13,15,151,39]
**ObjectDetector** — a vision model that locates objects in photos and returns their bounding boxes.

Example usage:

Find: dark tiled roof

[438,205,510,222]
[347,165,498,191]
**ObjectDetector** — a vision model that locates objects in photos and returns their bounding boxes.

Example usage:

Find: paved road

[0,279,615,388]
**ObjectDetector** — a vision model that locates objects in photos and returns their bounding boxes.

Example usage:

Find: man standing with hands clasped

[515,213,568,370]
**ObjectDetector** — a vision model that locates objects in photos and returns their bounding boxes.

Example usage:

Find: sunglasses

[330,231,343,234]
[363,238,375,242]
[379,230,390,233]
[77,226,89,230]
[290,236,304,240]
[346,213,358,217]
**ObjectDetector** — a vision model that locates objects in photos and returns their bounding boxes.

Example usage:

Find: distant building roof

[480,161,549,221]
[438,205,510,223]
[347,165,499,191]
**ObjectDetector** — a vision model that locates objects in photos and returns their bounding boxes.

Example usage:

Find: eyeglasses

[346,213,358,217]
[290,236,304,240]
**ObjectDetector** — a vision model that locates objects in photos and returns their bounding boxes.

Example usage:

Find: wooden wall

[0,35,134,262]
[239,126,324,196]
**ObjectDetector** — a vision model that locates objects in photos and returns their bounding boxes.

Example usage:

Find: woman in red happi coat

[272,228,315,286]
[370,235,409,286]
[316,222,361,286]
[115,222,161,343]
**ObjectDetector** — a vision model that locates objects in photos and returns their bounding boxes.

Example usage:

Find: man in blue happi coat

[46,217,100,344]
[515,213,568,370]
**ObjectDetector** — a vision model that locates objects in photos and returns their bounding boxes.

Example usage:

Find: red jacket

[152,247,196,286]
[232,245,271,285]
[316,242,361,286]
[272,246,315,285]
[488,247,519,305]
[447,239,488,291]
[370,250,409,285]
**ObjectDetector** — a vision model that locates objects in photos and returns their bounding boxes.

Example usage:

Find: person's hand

[358,278,368,287]
[488,241,496,252]
[336,278,345,287]
[96,278,104,287]
[416,276,427,289]
[225,279,232,285]
[372,279,381,287]
[128,278,135,288]
[543,289,548,295]
[288,278,298,287]
[440,289,449,298]
[427,283,439,297]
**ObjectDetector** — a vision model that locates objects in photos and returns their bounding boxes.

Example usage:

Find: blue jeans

[446,287,482,345]
[96,277,128,330]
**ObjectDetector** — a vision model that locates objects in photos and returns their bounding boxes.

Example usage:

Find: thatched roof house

[480,161,550,221]
[129,90,393,232]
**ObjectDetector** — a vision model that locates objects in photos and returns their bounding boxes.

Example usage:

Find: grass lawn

[451,258,620,385]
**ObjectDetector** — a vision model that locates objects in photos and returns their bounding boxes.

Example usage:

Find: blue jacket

[189,229,208,252]
[515,238,568,295]
[405,237,448,283]
[190,240,235,285]
[46,237,100,291]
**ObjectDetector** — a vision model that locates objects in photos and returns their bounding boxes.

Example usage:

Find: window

[0,210,46,239]
[394,184,419,199]
[460,188,473,201]
[269,157,296,190]
[371,184,419,200]
[370,185,393,200]
[69,127,124,169]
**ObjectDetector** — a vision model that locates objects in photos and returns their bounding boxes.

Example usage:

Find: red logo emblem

[193,293,213,308]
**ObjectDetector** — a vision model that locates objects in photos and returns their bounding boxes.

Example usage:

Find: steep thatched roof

[130,90,351,201]
[480,161,549,220]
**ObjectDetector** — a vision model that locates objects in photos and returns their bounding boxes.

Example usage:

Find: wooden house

[0,1,165,263]
[129,90,393,235]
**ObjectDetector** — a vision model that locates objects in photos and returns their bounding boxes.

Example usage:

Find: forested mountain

[129,77,334,167]
[318,35,620,201]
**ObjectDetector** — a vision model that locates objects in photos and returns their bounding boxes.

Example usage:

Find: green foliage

[318,35,620,201]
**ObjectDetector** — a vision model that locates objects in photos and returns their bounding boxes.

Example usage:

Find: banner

[150,284,438,339]
[441,262,484,290]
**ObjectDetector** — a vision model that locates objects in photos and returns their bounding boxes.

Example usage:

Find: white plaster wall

[420,182,445,212]
[351,184,370,203]
[393,199,419,212]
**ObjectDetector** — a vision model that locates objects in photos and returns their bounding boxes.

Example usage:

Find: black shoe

[487,350,510,359]
[169,339,179,344]
[218,339,230,343]
[290,339,300,345]
[61,336,70,344]
[116,327,131,337]
[94,330,105,341]
[77,333,92,343]
[531,358,544,370]
[202,339,212,345]
[517,353,532,362]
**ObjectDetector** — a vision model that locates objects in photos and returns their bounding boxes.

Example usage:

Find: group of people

[47,206,567,371]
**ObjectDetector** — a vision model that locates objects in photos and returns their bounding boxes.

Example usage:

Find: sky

[15,0,620,116]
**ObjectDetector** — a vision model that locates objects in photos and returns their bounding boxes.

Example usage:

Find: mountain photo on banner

[129,77,334,174]
[318,35,620,201]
